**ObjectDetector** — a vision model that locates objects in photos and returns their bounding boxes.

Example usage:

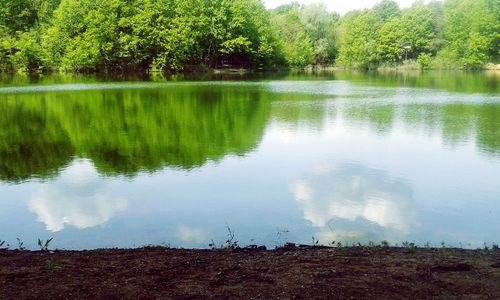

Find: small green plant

[492,243,499,251]
[224,225,239,249]
[208,239,218,250]
[441,241,446,248]
[209,225,239,249]
[381,240,390,248]
[46,258,62,270]
[16,238,26,250]
[311,236,320,247]
[367,241,376,248]
[0,240,8,250]
[38,238,53,251]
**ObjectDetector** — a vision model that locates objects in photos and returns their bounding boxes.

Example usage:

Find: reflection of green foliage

[341,101,500,154]
[345,105,395,134]
[440,104,475,146]
[270,93,329,130]
[476,104,500,155]
[331,71,499,94]
[401,103,500,154]
[0,84,270,181]
[0,98,74,182]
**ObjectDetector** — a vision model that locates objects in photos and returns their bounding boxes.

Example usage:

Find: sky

[263,0,420,15]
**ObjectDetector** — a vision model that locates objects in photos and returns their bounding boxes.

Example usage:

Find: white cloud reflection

[292,163,417,243]
[29,159,127,232]
[177,225,208,244]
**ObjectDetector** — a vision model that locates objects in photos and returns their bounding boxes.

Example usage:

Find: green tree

[373,0,400,21]
[0,0,39,34]
[44,0,136,72]
[377,3,438,63]
[271,7,314,67]
[439,0,499,68]
[299,3,338,64]
[337,10,382,68]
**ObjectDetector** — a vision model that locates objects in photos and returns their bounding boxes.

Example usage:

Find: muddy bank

[1,245,499,299]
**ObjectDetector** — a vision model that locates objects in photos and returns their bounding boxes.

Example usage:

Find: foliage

[337,10,382,68]
[438,0,499,68]
[42,0,281,72]
[374,0,401,21]
[418,53,433,69]
[337,0,497,69]
[209,225,240,249]
[11,30,48,73]
[38,238,53,251]
[16,238,25,250]
[270,2,338,66]
[0,240,7,250]
[0,0,498,72]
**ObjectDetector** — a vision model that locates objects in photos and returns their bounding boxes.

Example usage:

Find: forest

[0,0,498,73]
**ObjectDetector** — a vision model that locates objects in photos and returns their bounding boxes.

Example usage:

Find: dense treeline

[0,0,498,73]
[336,0,499,69]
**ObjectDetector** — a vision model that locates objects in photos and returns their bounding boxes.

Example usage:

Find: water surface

[0,71,499,249]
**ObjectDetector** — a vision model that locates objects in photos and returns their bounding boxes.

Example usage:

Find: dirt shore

[1,245,499,299]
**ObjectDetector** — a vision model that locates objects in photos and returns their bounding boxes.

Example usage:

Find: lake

[0,71,499,250]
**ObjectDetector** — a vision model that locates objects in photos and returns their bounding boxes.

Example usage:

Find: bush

[11,31,49,73]
[418,53,433,69]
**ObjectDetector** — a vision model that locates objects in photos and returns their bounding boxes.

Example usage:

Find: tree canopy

[0,0,498,73]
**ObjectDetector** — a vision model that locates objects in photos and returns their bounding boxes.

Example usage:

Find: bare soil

[1,245,499,299]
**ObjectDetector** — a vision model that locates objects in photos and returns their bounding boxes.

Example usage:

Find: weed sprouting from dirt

[0,240,8,250]
[38,238,53,251]
[224,225,239,249]
[46,258,62,270]
[209,225,240,249]
[16,238,26,250]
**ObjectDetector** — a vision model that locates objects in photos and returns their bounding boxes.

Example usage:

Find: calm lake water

[0,71,499,250]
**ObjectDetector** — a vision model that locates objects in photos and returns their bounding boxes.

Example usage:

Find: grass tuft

[38,238,53,251]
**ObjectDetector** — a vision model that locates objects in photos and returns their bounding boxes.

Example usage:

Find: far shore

[2,62,499,78]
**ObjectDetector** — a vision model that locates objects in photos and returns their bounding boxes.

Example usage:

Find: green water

[0,71,499,249]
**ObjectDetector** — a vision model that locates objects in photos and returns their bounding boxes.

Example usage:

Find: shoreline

[1,63,499,78]
[1,245,499,298]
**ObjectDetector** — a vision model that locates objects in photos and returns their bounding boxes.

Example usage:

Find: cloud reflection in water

[292,163,417,244]
[177,225,208,244]
[28,159,127,232]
